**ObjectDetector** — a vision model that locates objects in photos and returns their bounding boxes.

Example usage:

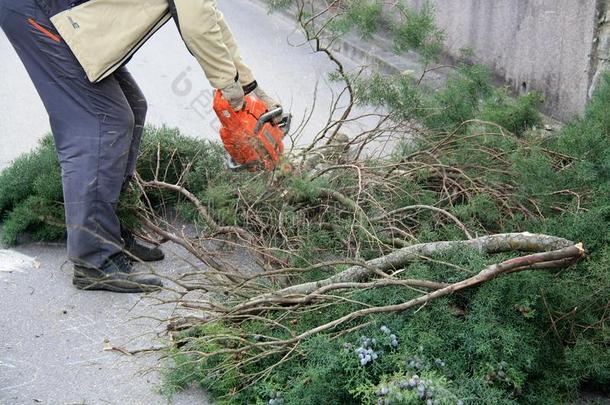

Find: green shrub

[328,0,383,39]
[481,90,544,136]
[0,136,64,244]
[0,125,226,245]
[420,64,494,132]
[162,76,610,405]
[391,1,446,64]
[0,135,59,215]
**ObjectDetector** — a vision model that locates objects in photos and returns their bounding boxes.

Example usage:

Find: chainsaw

[213,90,291,172]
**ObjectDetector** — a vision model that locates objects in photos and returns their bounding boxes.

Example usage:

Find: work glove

[251,85,283,124]
[221,80,245,111]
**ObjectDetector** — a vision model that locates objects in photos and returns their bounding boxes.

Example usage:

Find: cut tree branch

[258,243,585,347]
[238,233,575,309]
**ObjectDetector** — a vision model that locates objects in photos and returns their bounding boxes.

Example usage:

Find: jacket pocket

[28,17,61,42]
[27,13,87,80]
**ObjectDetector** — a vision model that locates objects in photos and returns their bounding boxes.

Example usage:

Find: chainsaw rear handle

[253,107,284,134]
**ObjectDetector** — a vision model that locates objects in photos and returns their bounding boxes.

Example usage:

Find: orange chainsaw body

[213,90,286,171]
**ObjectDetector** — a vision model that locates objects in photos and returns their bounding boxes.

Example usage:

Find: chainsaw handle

[253,107,283,134]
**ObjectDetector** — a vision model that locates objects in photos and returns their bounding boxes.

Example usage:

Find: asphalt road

[0,243,213,405]
[0,0,357,170]
[0,1,360,404]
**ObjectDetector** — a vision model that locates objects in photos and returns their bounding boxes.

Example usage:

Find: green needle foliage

[157,75,610,405]
[1,86,608,403]
[391,1,445,65]
[327,0,383,38]
[480,90,544,136]
[354,64,543,135]
[0,136,64,244]
[0,125,225,245]
[158,1,608,402]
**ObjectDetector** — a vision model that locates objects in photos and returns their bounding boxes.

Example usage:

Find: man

[0,0,281,293]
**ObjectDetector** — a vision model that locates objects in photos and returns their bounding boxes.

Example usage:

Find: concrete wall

[590,3,610,100]
[400,0,606,121]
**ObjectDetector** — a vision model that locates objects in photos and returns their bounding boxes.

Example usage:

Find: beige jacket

[49,0,254,89]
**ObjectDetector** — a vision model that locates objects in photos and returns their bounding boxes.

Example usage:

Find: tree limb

[241,233,574,304]
[260,243,584,347]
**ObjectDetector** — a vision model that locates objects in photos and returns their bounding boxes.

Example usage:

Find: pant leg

[114,67,147,181]
[1,1,134,268]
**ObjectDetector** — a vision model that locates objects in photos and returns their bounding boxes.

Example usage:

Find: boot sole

[73,276,162,293]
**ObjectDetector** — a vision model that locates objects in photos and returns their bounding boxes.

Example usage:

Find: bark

[232,278,449,309]
[260,243,585,347]
[237,233,574,310]
[141,179,219,231]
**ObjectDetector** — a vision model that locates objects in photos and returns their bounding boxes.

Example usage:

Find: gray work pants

[0,0,146,268]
